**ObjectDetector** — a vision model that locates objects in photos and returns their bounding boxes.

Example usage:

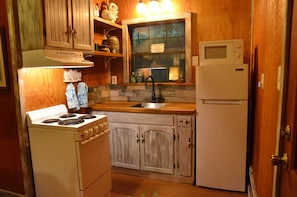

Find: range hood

[22,49,94,68]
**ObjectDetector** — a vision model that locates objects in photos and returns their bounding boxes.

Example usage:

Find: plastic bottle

[130,72,137,83]
[94,3,99,17]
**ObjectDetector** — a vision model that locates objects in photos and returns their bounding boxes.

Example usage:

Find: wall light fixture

[136,0,174,16]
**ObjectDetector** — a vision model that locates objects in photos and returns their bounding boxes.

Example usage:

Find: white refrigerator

[195,64,248,192]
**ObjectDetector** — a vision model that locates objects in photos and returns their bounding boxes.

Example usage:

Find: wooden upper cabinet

[44,0,93,50]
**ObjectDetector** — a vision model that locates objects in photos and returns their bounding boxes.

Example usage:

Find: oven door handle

[80,129,109,145]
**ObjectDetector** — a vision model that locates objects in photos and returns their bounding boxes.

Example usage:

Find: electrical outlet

[111,76,117,85]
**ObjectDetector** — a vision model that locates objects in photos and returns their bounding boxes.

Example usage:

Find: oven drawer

[76,129,111,191]
[81,170,112,197]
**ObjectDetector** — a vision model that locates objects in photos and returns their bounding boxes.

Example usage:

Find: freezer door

[196,99,247,192]
[196,64,248,100]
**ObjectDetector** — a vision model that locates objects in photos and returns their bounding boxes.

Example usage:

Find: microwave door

[199,39,243,65]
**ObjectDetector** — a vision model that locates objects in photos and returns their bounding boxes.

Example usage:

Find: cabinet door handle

[72,27,77,38]
[187,138,191,148]
[180,120,189,124]
[66,25,72,37]
[141,134,145,143]
[136,134,140,143]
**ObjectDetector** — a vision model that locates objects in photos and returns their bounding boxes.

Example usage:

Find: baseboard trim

[249,166,258,197]
[0,189,24,197]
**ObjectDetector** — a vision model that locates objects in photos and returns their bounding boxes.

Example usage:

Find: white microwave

[199,39,243,65]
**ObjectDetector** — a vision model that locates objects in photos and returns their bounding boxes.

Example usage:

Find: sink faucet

[145,75,156,102]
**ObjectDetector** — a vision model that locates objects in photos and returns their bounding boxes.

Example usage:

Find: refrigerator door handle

[201,100,244,105]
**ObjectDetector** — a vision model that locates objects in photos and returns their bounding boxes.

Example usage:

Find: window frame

[122,12,192,83]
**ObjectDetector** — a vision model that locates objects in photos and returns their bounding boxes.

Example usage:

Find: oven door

[76,129,111,197]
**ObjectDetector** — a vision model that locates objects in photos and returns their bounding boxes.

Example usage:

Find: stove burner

[42,119,61,124]
[59,113,77,118]
[58,118,84,125]
[79,114,96,119]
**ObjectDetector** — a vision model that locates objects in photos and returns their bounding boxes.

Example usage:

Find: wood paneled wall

[2,0,252,195]
[19,68,67,111]
[108,0,252,64]
[251,0,287,196]
[0,0,24,195]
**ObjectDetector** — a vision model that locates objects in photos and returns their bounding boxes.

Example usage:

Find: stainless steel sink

[131,102,166,109]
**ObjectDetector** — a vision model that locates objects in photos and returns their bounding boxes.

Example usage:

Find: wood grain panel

[44,0,72,48]
[109,123,140,169]
[20,68,67,111]
[111,0,251,65]
[140,125,174,174]
[111,172,248,197]
[0,1,25,194]
[251,0,287,196]
[72,0,93,50]
[17,0,44,50]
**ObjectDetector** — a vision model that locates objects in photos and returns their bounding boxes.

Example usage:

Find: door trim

[272,0,293,196]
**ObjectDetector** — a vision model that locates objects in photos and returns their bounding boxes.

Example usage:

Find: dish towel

[65,83,80,110]
[77,82,88,108]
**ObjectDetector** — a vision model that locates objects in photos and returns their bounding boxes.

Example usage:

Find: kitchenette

[0,0,256,197]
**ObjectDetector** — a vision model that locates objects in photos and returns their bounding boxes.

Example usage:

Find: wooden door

[72,0,93,50]
[140,125,174,174]
[44,0,73,49]
[278,0,297,196]
[109,123,140,169]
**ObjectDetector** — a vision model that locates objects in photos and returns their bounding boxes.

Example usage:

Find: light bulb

[148,0,161,15]
[160,0,173,13]
[136,0,148,16]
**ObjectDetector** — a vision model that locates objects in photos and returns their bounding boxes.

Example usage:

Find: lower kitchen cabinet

[140,125,174,174]
[94,111,195,183]
[176,115,195,177]
[109,123,140,169]
[109,123,174,174]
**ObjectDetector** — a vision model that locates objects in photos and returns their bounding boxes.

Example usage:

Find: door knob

[270,153,288,167]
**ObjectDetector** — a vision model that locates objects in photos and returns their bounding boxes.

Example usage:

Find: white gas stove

[26,104,111,197]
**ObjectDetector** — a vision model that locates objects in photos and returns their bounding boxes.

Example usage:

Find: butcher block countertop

[91,101,196,115]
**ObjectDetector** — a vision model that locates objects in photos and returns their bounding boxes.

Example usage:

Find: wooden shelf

[94,16,122,30]
[85,51,123,58]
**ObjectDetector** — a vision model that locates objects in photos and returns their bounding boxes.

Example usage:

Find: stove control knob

[94,126,99,134]
[83,130,89,138]
[89,128,94,136]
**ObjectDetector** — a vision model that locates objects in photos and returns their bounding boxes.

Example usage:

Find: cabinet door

[140,125,174,174]
[72,0,93,50]
[177,127,193,177]
[44,0,73,49]
[109,123,140,169]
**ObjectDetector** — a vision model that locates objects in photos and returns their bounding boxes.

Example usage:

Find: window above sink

[122,13,193,84]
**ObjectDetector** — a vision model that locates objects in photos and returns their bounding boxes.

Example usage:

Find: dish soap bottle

[130,72,137,83]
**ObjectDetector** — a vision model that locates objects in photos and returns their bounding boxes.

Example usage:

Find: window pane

[130,21,186,82]
[132,27,149,53]
[150,25,165,38]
